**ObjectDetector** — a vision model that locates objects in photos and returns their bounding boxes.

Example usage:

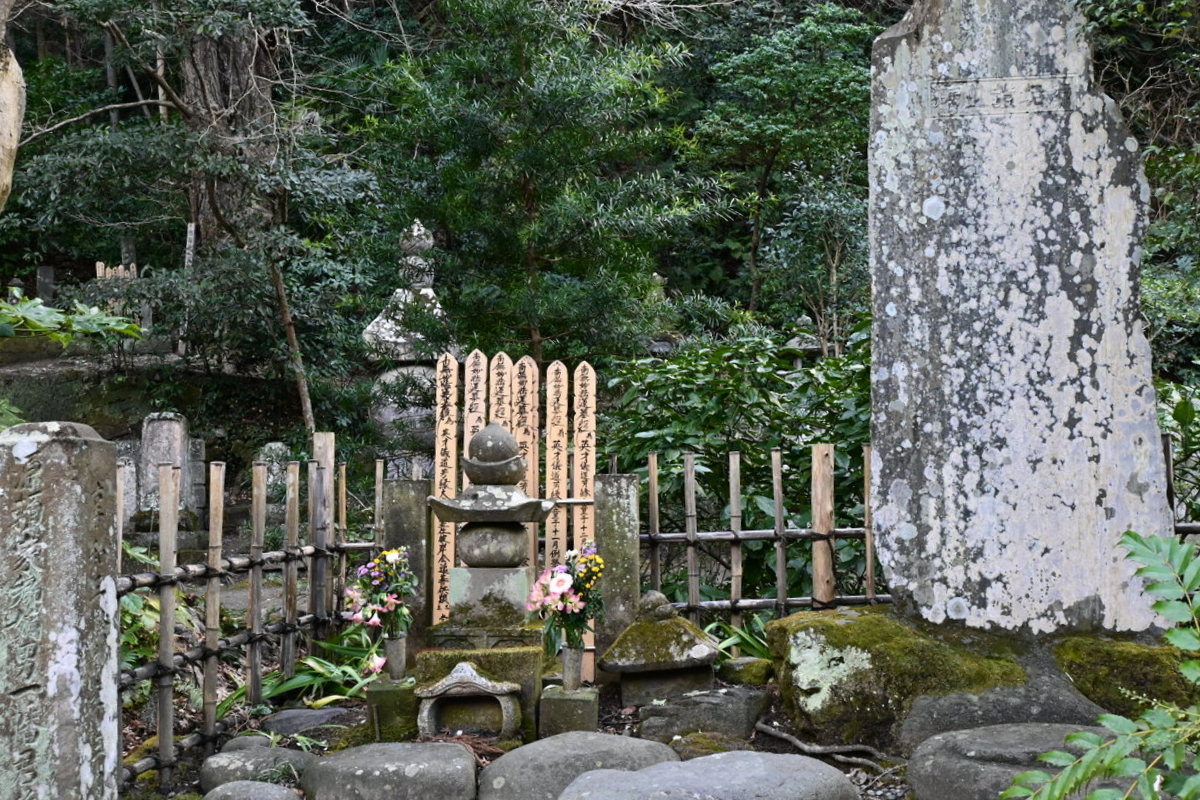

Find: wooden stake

[157,464,179,792]
[545,361,569,568]
[684,453,700,623]
[811,444,837,609]
[248,462,266,705]
[433,354,459,623]
[729,451,744,636]
[202,462,225,750]
[572,363,597,548]
[648,452,661,592]
[771,449,787,618]
[282,461,300,677]
[515,355,539,565]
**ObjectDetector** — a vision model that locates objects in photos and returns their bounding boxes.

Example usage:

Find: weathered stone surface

[138,412,193,512]
[414,646,542,741]
[0,33,22,214]
[870,0,1171,634]
[594,475,640,672]
[204,780,299,800]
[600,616,719,673]
[366,678,420,741]
[0,422,120,798]
[637,686,769,744]
[538,686,600,738]
[221,735,271,752]
[363,287,442,363]
[301,742,475,800]
[559,751,858,800]
[382,479,432,652]
[260,707,358,737]
[619,668,716,707]
[764,607,1025,749]
[200,748,317,793]
[898,669,1105,753]
[478,731,677,800]
[717,656,775,685]
[909,724,1117,800]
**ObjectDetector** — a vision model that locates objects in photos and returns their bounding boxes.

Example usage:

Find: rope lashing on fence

[120,718,234,787]
[114,540,385,596]
[119,613,321,689]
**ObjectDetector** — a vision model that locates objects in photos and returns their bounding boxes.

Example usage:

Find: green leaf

[1041,750,1079,767]
[1155,600,1195,625]
[1179,659,1200,683]
[1165,627,1200,651]
[1097,714,1138,735]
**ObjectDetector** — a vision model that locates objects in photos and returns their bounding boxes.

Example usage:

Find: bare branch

[753,721,902,773]
[20,99,177,146]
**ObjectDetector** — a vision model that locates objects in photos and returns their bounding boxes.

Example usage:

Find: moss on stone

[414,646,543,741]
[326,721,378,752]
[599,616,717,672]
[765,606,1026,748]
[717,657,774,686]
[670,731,752,760]
[1053,635,1200,717]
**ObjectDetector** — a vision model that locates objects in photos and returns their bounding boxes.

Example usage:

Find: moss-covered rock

[765,606,1026,748]
[599,616,719,673]
[717,657,774,686]
[1053,635,1200,717]
[670,731,753,760]
[414,645,542,741]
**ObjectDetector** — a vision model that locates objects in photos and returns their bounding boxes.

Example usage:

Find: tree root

[753,721,904,773]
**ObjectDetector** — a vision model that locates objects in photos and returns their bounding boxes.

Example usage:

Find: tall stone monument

[870,1,1171,633]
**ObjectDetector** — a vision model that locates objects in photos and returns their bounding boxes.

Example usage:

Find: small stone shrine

[408,422,557,740]
[599,591,720,706]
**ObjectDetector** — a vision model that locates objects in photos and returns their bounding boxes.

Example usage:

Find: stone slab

[620,667,714,707]
[636,686,769,744]
[869,0,1171,633]
[559,750,858,800]
[301,742,476,800]
[538,686,600,738]
[448,566,532,613]
[366,679,420,741]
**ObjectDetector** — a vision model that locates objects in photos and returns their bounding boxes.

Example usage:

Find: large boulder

[765,606,1025,750]
[908,723,1116,800]
[558,751,858,800]
[199,748,317,793]
[478,731,678,800]
[301,742,475,800]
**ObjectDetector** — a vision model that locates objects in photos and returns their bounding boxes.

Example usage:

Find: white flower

[548,573,574,594]
[385,550,402,564]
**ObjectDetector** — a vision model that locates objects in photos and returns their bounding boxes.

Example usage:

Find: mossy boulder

[599,616,719,673]
[717,657,774,686]
[765,606,1026,749]
[1053,635,1200,717]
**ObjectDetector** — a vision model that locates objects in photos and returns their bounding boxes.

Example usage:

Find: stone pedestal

[539,686,600,738]
[138,412,192,513]
[448,566,532,612]
[365,680,419,742]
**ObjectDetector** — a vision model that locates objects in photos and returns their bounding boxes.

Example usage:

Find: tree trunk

[0,0,25,214]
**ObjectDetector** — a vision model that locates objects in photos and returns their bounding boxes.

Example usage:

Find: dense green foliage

[1004,531,1200,800]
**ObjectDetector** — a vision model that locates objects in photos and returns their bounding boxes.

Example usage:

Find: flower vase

[384,634,407,681]
[560,646,584,691]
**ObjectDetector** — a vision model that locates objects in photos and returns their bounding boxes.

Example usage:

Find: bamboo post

[336,461,348,609]
[648,452,661,591]
[157,464,180,791]
[863,445,876,603]
[729,451,744,637]
[684,452,700,623]
[202,462,226,751]
[374,458,385,550]
[811,444,837,609]
[311,463,330,642]
[248,461,266,705]
[771,449,787,618]
[282,461,301,677]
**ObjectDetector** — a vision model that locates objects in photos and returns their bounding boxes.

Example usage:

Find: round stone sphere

[456,522,527,567]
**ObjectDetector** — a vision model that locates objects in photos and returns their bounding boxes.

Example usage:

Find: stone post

[382,479,432,660]
[869,1,1172,633]
[116,457,137,544]
[0,422,120,798]
[138,413,191,514]
[36,267,54,303]
[594,474,639,672]
[188,438,206,515]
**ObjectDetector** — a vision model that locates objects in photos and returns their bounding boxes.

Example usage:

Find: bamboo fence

[641,444,888,622]
[117,434,382,791]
